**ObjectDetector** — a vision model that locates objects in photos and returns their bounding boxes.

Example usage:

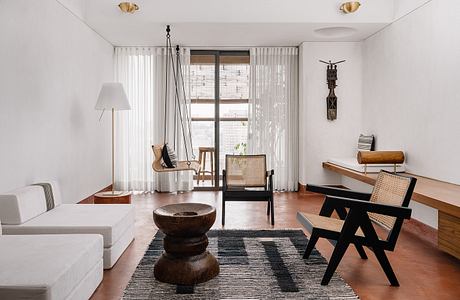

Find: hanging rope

[177,49,196,160]
[161,25,195,165]
[172,42,178,150]
[163,25,170,145]
[168,44,191,164]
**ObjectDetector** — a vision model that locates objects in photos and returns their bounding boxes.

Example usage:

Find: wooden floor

[91,191,460,300]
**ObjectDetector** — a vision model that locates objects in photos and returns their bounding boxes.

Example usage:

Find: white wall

[299,1,455,228]
[299,42,363,185]
[0,0,114,203]
[362,0,460,185]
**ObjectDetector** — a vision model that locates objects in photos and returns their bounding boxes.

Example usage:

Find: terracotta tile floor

[90,191,460,300]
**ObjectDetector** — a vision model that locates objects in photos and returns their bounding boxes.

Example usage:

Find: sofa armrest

[307,184,371,201]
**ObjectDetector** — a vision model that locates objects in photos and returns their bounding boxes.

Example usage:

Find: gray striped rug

[123,230,358,299]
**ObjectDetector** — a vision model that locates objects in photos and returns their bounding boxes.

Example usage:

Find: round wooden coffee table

[153,203,219,285]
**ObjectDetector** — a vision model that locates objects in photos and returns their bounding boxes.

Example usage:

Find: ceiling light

[340,1,361,14]
[314,26,357,38]
[118,2,139,14]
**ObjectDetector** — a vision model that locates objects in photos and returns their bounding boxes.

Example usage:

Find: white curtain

[114,47,193,192]
[248,47,299,191]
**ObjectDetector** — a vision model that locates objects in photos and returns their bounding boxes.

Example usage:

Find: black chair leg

[267,199,270,216]
[321,238,351,285]
[270,196,274,225]
[303,231,319,259]
[354,244,368,259]
[373,247,399,286]
[222,197,225,226]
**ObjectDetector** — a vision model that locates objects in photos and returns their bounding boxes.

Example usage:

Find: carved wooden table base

[153,203,219,285]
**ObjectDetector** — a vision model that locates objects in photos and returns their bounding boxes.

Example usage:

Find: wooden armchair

[222,155,274,226]
[297,170,417,286]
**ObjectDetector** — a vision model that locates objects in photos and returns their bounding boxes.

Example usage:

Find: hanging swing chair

[152,145,200,173]
[152,25,200,174]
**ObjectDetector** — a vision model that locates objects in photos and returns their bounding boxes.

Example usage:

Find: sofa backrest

[0,186,48,225]
[50,181,62,206]
[33,180,63,207]
[0,181,63,225]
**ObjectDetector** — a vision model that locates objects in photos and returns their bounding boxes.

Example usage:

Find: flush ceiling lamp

[340,1,361,14]
[118,2,139,14]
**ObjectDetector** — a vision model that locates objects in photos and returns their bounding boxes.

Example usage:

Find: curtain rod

[114,45,300,49]
[188,45,299,49]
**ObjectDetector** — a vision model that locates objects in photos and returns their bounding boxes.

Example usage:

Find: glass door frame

[191,50,250,191]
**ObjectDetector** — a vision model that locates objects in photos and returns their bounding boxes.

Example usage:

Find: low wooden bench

[322,162,460,259]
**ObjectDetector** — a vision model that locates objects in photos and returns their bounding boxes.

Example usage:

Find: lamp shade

[95,82,131,110]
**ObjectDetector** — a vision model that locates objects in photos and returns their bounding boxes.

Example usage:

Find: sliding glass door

[190,54,216,189]
[190,50,250,190]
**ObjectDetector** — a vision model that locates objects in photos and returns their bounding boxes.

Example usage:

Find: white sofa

[0,182,135,269]
[0,223,103,300]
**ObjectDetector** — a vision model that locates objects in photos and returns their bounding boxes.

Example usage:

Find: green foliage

[234,142,247,155]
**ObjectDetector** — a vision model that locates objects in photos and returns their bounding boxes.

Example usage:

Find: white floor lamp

[95,82,131,196]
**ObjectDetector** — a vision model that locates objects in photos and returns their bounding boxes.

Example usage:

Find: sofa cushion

[32,180,63,207]
[358,134,375,151]
[0,186,47,225]
[2,204,135,248]
[103,223,135,269]
[0,234,103,300]
[161,143,177,168]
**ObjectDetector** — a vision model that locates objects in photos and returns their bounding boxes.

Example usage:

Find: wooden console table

[94,191,132,204]
[323,162,460,259]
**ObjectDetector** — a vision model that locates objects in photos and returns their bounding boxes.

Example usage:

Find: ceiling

[57,0,419,47]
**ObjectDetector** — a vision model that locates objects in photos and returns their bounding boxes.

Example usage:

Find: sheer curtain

[114,47,193,192]
[248,47,299,191]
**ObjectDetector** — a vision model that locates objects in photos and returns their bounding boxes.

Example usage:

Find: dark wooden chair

[297,170,417,286]
[222,155,274,226]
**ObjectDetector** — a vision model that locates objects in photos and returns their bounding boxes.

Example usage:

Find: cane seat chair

[297,170,417,286]
[222,155,274,225]
[152,145,200,174]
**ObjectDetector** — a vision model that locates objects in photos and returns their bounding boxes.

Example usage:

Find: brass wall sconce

[118,2,139,14]
[340,2,361,14]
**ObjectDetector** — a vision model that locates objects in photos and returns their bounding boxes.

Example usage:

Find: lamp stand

[101,108,123,196]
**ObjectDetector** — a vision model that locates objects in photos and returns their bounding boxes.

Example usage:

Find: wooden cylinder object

[357,151,405,164]
[153,203,219,285]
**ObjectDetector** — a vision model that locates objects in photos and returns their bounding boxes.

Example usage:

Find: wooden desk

[94,191,132,204]
[323,162,460,259]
